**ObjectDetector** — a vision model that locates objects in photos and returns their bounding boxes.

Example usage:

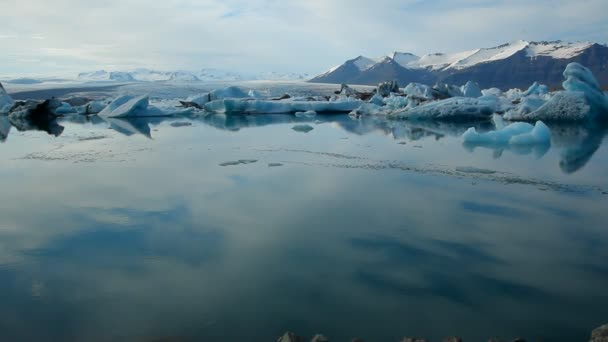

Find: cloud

[0,0,606,76]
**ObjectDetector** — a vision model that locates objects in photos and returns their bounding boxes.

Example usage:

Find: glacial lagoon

[1,83,608,341]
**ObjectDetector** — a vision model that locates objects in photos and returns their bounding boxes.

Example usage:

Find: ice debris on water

[344,63,606,123]
[219,159,258,167]
[292,124,314,133]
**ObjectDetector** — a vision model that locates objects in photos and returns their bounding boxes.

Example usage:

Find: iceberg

[482,88,503,97]
[562,63,608,116]
[0,82,14,114]
[204,98,362,114]
[98,95,150,117]
[377,81,400,97]
[98,95,192,117]
[388,96,498,121]
[55,102,77,115]
[186,86,251,107]
[461,81,482,98]
[403,83,435,100]
[505,63,608,122]
[292,124,314,133]
[523,82,549,96]
[463,120,551,146]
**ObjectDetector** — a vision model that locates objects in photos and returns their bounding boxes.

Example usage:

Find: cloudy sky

[1,0,607,76]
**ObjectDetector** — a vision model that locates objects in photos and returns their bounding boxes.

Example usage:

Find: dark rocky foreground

[276,323,608,342]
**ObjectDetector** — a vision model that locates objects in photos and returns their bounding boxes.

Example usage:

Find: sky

[0,0,607,77]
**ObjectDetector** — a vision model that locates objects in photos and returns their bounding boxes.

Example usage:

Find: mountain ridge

[309,40,608,89]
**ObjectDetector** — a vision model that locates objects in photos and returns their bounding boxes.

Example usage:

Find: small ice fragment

[170,122,193,127]
[219,159,258,167]
[455,166,496,174]
[292,124,314,133]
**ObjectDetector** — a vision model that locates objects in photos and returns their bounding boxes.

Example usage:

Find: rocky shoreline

[277,323,608,342]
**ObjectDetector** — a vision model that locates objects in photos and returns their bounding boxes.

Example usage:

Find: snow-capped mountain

[310,40,608,89]
[76,68,310,83]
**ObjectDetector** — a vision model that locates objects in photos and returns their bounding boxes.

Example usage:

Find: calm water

[1,84,608,342]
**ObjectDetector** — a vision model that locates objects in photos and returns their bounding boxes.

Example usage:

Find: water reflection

[4,114,65,137]
[0,110,607,341]
[2,112,607,175]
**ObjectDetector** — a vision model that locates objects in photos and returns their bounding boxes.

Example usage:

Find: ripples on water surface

[0,82,607,342]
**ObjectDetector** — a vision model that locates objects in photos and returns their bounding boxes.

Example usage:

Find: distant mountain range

[76,69,311,83]
[309,40,608,90]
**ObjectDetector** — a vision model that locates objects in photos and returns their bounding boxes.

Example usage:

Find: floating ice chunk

[248,89,264,99]
[204,98,362,114]
[340,84,357,96]
[523,82,549,96]
[98,95,187,117]
[219,159,257,167]
[369,94,385,106]
[482,88,503,97]
[463,120,551,146]
[389,96,498,121]
[186,93,212,107]
[292,124,314,133]
[98,95,150,117]
[509,121,551,145]
[383,95,410,110]
[434,83,464,99]
[186,86,252,107]
[55,102,77,115]
[403,83,435,99]
[350,103,386,116]
[212,86,249,99]
[0,82,14,114]
[503,95,548,119]
[562,62,608,116]
[505,63,608,122]
[377,81,400,97]
[505,91,590,122]
[82,100,108,114]
[462,81,482,98]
